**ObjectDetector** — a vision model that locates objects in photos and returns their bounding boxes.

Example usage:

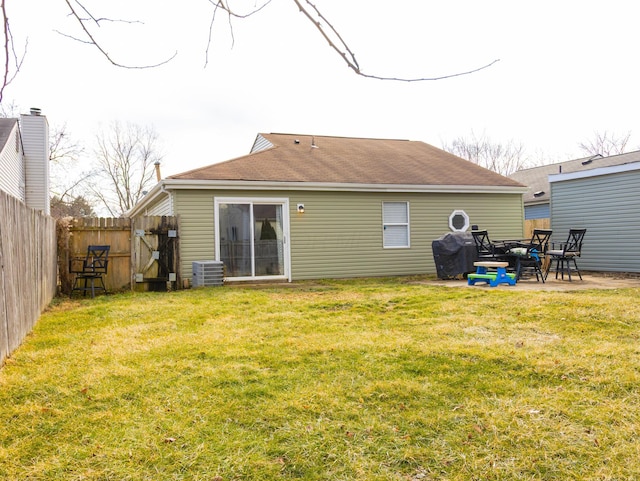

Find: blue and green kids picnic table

[467,261,517,287]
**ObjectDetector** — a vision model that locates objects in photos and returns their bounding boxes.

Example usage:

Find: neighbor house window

[383,201,410,248]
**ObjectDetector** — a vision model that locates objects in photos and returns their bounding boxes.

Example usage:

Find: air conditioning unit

[192,261,224,287]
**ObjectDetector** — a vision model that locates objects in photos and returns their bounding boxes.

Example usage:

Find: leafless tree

[442,132,531,176]
[0,1,500,102]
[90,121,162,217]
[578,131,632,157]
[49,122,84,163]
[48,122,95,209]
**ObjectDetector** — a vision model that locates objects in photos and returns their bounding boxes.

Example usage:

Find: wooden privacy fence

[0,190,57,366]
[58,216,180,294]
[524,218,551,239]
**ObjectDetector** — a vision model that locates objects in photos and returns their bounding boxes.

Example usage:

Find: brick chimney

[20,108,50,214]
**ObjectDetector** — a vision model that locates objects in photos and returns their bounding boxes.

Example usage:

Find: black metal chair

[509,229,552,282]
[545,229,587,281]
[71,245,110,297]
[471,230,500,261]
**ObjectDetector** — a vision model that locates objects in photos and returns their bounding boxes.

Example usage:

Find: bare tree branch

[61,0,177,69]
[206,0,499,80]
[47,122,96,208]
[91,121,162,216]
[442,131,531,176]
[2,0,501,101]
[205,0,274,67]
[291,0,500,81]
[0,0,27,103]
[578,130,632,157]
[49,122,84,163]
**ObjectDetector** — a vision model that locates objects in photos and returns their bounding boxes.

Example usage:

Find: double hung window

[383,201,410,248]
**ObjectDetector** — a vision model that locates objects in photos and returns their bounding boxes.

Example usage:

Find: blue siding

[550,168,640,273]
[524,203,549,220]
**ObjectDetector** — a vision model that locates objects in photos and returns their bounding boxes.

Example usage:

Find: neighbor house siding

[172,188,523,281]
[0,123,24,200]
[524,203,549,220]
[20,114,50,213]
[145,194,173,216]
[550,167,640,272]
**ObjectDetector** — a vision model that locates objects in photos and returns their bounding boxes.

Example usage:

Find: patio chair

[508,229,552,282]
[545,228,587,281]
[71,245,110,298]
[471,230,501,261]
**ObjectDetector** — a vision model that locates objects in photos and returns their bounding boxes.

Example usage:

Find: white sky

[6,0,640,177]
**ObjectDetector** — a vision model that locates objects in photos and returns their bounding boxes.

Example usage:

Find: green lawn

[1,278,639,480]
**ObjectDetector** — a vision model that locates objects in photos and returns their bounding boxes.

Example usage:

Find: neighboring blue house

[549,161,640,273]
[509,150,640,221]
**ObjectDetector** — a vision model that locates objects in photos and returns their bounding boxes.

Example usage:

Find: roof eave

[126,181,168,217]
[159,179,528,194]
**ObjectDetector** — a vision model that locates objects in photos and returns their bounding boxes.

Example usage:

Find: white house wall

[0,122,24,201]
[20,113,50,214]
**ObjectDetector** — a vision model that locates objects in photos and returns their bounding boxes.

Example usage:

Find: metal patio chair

[471,230,501,261]
[545,229,587,281]
[71,245,110,297]
[508,229,553,282]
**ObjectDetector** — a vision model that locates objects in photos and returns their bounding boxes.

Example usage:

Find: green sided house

[129,133,527,283]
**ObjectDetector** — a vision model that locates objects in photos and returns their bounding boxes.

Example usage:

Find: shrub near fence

[0,190,57,366]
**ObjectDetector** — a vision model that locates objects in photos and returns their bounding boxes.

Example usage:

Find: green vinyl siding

[173,190,216,279]
[289,191,522,280]
[172,188,523,281]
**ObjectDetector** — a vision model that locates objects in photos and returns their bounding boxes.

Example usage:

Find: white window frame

[214,196,291,282]
[382,201,410,248]
[449,209,470,232]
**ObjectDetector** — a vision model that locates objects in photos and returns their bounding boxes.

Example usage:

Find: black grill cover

[432,232,477,279]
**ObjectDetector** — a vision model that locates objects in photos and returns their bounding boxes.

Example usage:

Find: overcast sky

[6,0,640,177]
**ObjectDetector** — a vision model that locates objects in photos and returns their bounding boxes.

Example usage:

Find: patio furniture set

[468,228,586,287]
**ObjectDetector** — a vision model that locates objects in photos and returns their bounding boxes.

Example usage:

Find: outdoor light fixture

[297,203,305,213]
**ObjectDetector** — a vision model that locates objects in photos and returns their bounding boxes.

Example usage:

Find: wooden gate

[61,216,180,293]
[132,216,180,291]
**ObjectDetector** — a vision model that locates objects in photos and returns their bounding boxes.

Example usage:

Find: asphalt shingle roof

[509,150,640,204]
[0,118,18,152]
[170,133,524,188]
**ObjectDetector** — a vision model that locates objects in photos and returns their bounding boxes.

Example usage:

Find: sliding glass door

[216,198,290,280]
